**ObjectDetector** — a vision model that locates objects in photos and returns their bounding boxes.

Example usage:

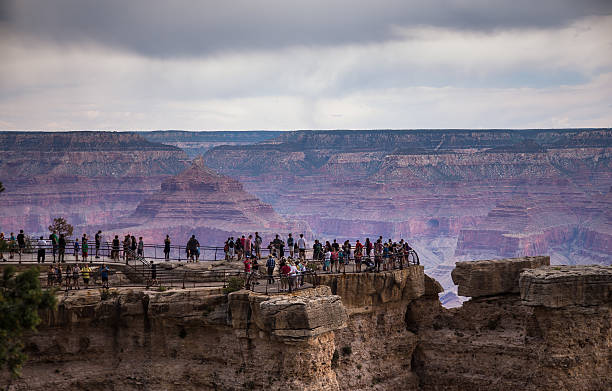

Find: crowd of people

[223,233,419,292]
[45,263,110,290]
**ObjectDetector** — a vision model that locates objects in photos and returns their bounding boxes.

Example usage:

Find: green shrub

[223,276,245,294]
[341,345,352,356]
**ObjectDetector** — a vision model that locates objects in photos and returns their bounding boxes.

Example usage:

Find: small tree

[48,217,73,238]
[0,266,57,377]
[0,181,4,193]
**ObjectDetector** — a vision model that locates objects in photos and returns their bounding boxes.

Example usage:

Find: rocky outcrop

[410,259,612,391]
[2,261,611,391]
[520,265,612,307]
[451,256,550,297]
[228,287,348,340]
[317,266,425,309]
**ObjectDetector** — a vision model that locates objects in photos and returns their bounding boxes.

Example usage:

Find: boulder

[228,288,348,341]
[451,256,549,297]
[520,265,612,308]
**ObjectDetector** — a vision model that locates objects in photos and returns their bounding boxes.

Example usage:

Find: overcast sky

[1,0,612,130]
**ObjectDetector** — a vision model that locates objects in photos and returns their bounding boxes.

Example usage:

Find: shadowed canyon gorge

[1,129,610,305]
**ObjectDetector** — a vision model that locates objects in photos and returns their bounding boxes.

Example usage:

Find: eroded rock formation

[1,259,610,390]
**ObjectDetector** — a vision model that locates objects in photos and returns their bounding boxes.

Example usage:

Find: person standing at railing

[72,263,81,290]
[82,234,89,263]
[245,234,253,259]
[130,235,137,258]
[280,260,290,292]
[374,239,382,272]
[58,233,66,263]
[112,235,120,262]
[49,230,58,262]
[266,255,275,284]
[74,238,80,262]
[164,235,171,261]
[82,264,91,288]
[323,248,331,272]
[95,230,102,259]
[228,237,235,260]
[9,232,16,259]
[287,233,294,258]
[37,236,47,263]
[297,259,306,287]
[365,238,372,260]
[123,235,130,261]
[354,240,364,273]
[254,232,262,259]
[137,237,144,257]
[17,230,25,258]
[99,263,110,289]
[298,234,307,261]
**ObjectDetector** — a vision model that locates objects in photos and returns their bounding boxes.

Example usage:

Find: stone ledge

[520,265,612,308]
[451,256,550,298]
[228,287,348,342]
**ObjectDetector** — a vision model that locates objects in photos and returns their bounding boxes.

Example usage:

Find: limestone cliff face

[2,260,611,391]
[410,262,612,391]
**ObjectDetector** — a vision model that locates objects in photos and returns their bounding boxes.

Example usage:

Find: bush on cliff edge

[0,266,57,378]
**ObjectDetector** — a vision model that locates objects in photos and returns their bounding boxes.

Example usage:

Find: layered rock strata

[451,256,550,297]
[2,259,611,391]
[116,157,309,244]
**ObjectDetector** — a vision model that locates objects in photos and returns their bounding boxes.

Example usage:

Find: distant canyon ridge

[1,129,610,304]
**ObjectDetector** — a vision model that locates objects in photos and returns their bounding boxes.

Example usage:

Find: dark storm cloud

[3,0,612,58]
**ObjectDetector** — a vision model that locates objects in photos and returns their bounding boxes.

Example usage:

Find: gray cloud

[3,0,612,58]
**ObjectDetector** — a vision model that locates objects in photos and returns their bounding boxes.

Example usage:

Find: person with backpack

[228,237,235,260]
[354,240,364,273]
[330,248,339,273]
[365,238,373,259]
[17,230,25,259]
[254,232,262,259]
[112,235,120,262]
[58,233,66,263]
[95,230,102,258]
[81,234,89,262]
[49,231,58,262]
[99,264,110,289]
[266,255,276,284]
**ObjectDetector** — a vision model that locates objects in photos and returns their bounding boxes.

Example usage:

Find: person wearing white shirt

[37,236,47,263]
[297,234,307,261]
[289,262,298,292]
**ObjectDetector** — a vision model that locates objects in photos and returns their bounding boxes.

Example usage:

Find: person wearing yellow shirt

[81,264,91,288]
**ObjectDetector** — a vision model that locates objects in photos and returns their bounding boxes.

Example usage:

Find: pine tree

[48,217,74,238]
[0,266,56,377]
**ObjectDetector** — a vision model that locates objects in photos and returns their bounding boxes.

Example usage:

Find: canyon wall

[3,259,610,390]
[202,129,612,305]
[0,131,190,235]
